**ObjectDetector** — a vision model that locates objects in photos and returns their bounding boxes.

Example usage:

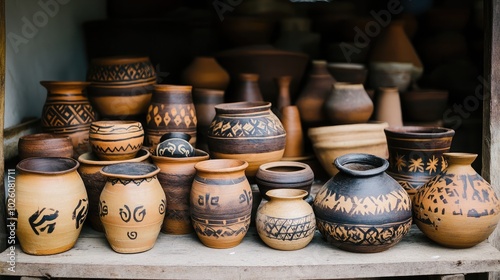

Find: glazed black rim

[384,126,455,138]
[334,153,389,177]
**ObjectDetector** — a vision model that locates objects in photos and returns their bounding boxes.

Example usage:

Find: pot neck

[335,153,388,177]
[266,189,308,200]
[443,152,477,166]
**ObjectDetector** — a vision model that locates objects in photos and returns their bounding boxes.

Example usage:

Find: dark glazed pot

[313,153,412,253]
[255,161,314,200]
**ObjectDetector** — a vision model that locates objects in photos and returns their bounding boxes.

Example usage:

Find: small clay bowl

[89,120,144,161]
[255,161,314,200]
[18,133,74,160]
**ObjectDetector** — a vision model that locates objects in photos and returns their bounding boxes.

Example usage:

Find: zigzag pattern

[193,221,250,238]
[88,61,156,82]
[42,104,96,127]
[92,143,142,153]
[109,176,157,186]
[261,214,315,241]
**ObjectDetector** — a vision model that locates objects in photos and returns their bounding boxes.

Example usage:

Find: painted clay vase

[413,153,500,248]
[77,149,150,232]
[280,105,304,158]
[190,159,252,248]
[207,101,286,180]
[16,157,88,255]
[145,84,197,147]
[324,83,374,125]
[313,153,413,253]
[99,162,166,253]
[40,81,98,156]
[374,87,403,127]
[384,126,455,199]
[89,120,144,161]
[275,75,292,111]
[255,161,314,201]
[18,133,74,160]
[228,73,264,103]
[155,132,195,158]
[256,189,315,250]
[181,56,230,91]
[151,149,210,234]
[192,88,225,152]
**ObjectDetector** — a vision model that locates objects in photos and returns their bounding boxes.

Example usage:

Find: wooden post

[0,0,7,252]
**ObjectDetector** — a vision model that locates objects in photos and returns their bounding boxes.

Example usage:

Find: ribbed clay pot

[18,133,74,160]
[255,161,314,200]
[324,83,374,125]
[89,120,144,161]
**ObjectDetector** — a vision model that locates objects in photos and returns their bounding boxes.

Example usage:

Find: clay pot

[400,89,449,122]
[255,161,314,200]
[40,81,98,156]
[326,63,368,84]
[275,75,292,111]
[145,84,197,147]
[413,153,500,248]
[151,149,210,234]
[374,87,403,127]
[181,56,230,91]
[324,83,374,125]
[192,88,225,152]
[313,153,413,253]
[207,101,286,180]
[99,162,166,253]
[280,105,304,158]
[384,126,455,199]
[89,120,144,161]
[16,157,88,255]
[190,159,252,248]
[228,73,264,103]
[18,133,74,160]
[369,62,414,93]
[86,56,156,120]
[77,149,151,232]
[155,132,194,158]
[256,189,316,250]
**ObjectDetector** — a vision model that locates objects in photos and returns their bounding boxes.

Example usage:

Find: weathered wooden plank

[3,118,40,160]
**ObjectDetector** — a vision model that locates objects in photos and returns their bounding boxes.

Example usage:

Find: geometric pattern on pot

[146,104,197,128]
[191,213,251,238]
[42,104,97,128]
[209,116,285,137]
[260,213,315,241]
[87,59,156,83]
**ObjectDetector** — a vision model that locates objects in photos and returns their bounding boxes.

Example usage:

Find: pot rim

[384,126,455,138]
[256,161,314,183]
[19,133,72,142]
[150,149,209,163]
[214,101,271,114]
[334,153,389,177]
[17,157,80,175]
[100,162,160,179]
[308,122,388,137]
[265,189,309,200]
[194,159,248,173]
[78,149,150,165]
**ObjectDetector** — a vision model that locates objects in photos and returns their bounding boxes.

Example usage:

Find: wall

[4,0,106,129]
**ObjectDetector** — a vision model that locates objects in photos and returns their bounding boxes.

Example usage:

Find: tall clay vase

[190,159,253,248]
[193,88,225,152]
[374,87,403,127]
[384,126,455,199]
[16,157,88,255]
[275,75,292,111]
[324,83,374,125]
[229,73,264,103]
[413,153,500,248]
[146,84,197,147]
[99,163,166,253]
[181,56,230,91]
[313,153,413,253]
[256,189,316,251]
[280,105,304,158]
[40,81,98,156]
[151,149,210,234]
[207,101,286,180]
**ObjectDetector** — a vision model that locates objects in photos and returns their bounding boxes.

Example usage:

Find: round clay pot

[16,157,88,255]
[228,73,264,103]
[255,161,314,200]
[190,159,252,248]
[151,149,210,234]
[89,120,144,161]
[324,83,374,125]
[155,132,195,158]
[207,101,286,180]
[256,189,316,250]
[99,162,166,253]
[181,56,230,91]
[413,153,500,248]
[313,153,413,253]
[18,133,74,160]
[77,149,151,232]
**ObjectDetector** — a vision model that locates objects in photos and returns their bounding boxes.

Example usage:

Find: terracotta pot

[18,133,74,160]
[192,88,225,152]
[155,132,195,158]
[190,159,252,248]
[413,153,500,248]
[77,149,151,232]
[255,161,314,200]
[16,157,88,255]
[151,149,210,234]
[89,120,144,161]
[374,87,403,127]
[369,62,413,93]
[313,153,413,253]
[280,105,304,158]
[207,101,286,180]
[40,81,98,156]
[228,73,264,103]
[181,56,230,91]
[256,189,316,250]
[99,162,166,253]
[326,63,368,84]
[324,83,373,125]
[400,89,449,122]
[145,84,197,147]
[275,75,292,111]
[384,126,455,199]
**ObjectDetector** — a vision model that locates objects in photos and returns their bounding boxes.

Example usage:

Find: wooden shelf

[1,225,500,279]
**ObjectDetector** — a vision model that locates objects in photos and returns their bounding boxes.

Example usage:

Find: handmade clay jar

[18,133,74,160]
[313,153,413,253]
[256,189,316,250]
[228,73,264,103]
[181,56,230,90]
[324,83,374,125]
[193,88,225,152]
[255,161,314,201]
[77,149,150,232]
[384,126,455,199]
[374,87,403,127]
[40,81,98,156]
[145,84,197,147]
[86,56,156,120]
[155,132,195,158]
[190,159,252,248]
[413,153,500,248]
[89,120,144,161]
[151,149,210,234]
[16,157,88,255]
[207,101,286,180]
[99,163,166,253]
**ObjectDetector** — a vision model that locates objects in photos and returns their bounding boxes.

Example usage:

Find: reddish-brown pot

[18,133,74,160]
